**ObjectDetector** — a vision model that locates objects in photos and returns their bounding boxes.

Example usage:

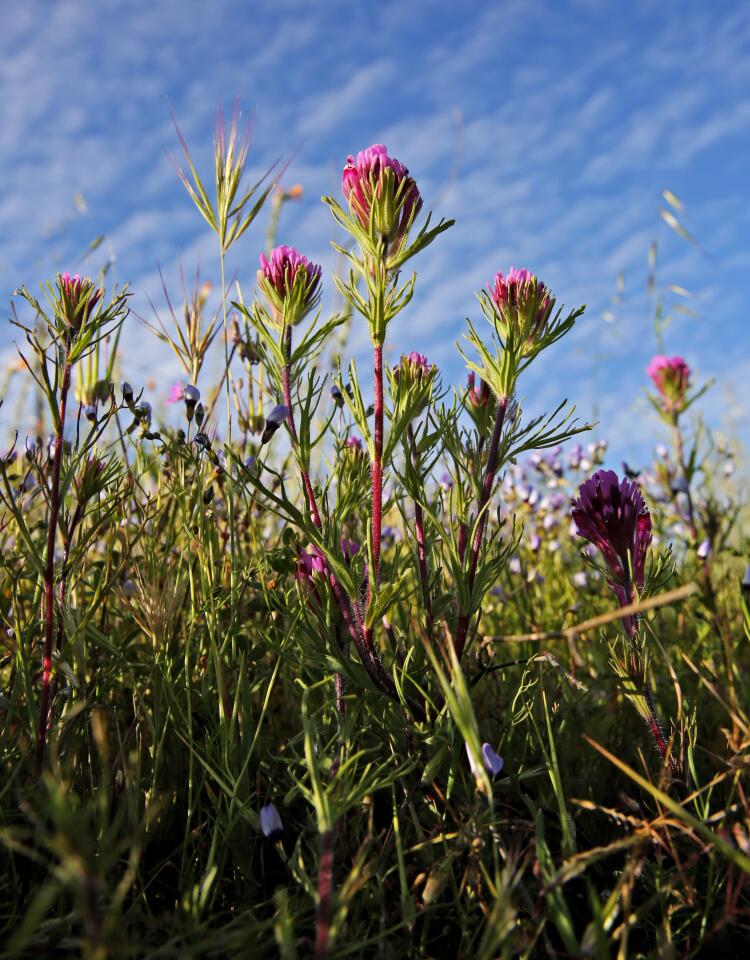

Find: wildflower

[572,470,651,588]
[58,272,101,336]
[488,268,554,353]
[572,570,588,589]
[466,371,491,409]
[697,539,711,560]
[84,404,97,423]
[568,443,583,469]
[466,741,504,778]
[529,533,541,552]
[261,404,290,444]
[184,384,200,420]
[194,402,205,428]
[258,245,322,325]
[647,355,691,415]
[508,557,522,575]
[330,384,344,408]
[167,383,184,404]
[135,401,152,426]
[296,545,326,596]
[259,803,284,840]
[342,144,422,254]
[490,585,505,600]
[440,472,453,491]
[122,382,134,405]
[345,436,363,455]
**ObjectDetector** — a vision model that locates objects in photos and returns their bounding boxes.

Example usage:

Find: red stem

[455,396,509,660]
[37,360,71,772]
[370,343,384,594]
[407,423,433,637]
[281,329,407,711]
[314,829,335,959]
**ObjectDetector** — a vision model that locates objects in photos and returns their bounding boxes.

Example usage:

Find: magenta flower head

[572,469,652,593]
[258,245,322,326]
[344,435,364,455]
[646,355,691,415]
[296,545,326,587]
[167,383,184,404]
[342,144,422,254]
[393,352,437,413]
[487,267,555,354]
[57,273,102,337]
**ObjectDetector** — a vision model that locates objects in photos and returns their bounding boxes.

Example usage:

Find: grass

[0,117,748,958]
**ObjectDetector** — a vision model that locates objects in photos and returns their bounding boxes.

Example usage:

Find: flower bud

[58,273,101,337]
[259,802,284,839]
[261,404,290,444]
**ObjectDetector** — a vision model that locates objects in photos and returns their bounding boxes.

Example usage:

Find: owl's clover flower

[572,469,652,592]
[258,245,322,326]
[647,355,691,415]
[342,144,422,255]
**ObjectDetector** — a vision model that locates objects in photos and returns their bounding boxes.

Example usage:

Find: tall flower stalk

[11,272,127,771]
[455,267,585,660]
[173,105,276,625]
[573,469,681,777]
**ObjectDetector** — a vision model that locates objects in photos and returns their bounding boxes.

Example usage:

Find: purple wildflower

[260,803,284,839]
[572,470,652,591]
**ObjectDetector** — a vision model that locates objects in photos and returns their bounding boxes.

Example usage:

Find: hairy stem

[370,342,384,596]
[455,395,510,660]
[314,828,335,960]
[407,422,433,638]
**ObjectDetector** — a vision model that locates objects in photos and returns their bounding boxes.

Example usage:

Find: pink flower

[345,436,363,454]
[466,371,491,409]
[258,245,321,324]
[58,272,101,333]
[646,356,691,414]
[167,383,185,404]
[342,144,422,253]
[296,545,326,583]
[488,267,554,350]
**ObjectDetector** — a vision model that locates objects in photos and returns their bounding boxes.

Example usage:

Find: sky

[1,0,748,468]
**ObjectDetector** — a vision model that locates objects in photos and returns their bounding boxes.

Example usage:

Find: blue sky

[1,0,748,466]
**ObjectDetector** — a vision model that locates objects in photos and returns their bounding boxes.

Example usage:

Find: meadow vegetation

[0,112,748,958]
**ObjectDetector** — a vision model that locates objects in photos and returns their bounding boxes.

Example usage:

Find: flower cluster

[488,267,554,353]
[647,355,691,415]
[342,144,422,255]
[258,245,322,325]
[58,273,102,336]
[572,469,652,592]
